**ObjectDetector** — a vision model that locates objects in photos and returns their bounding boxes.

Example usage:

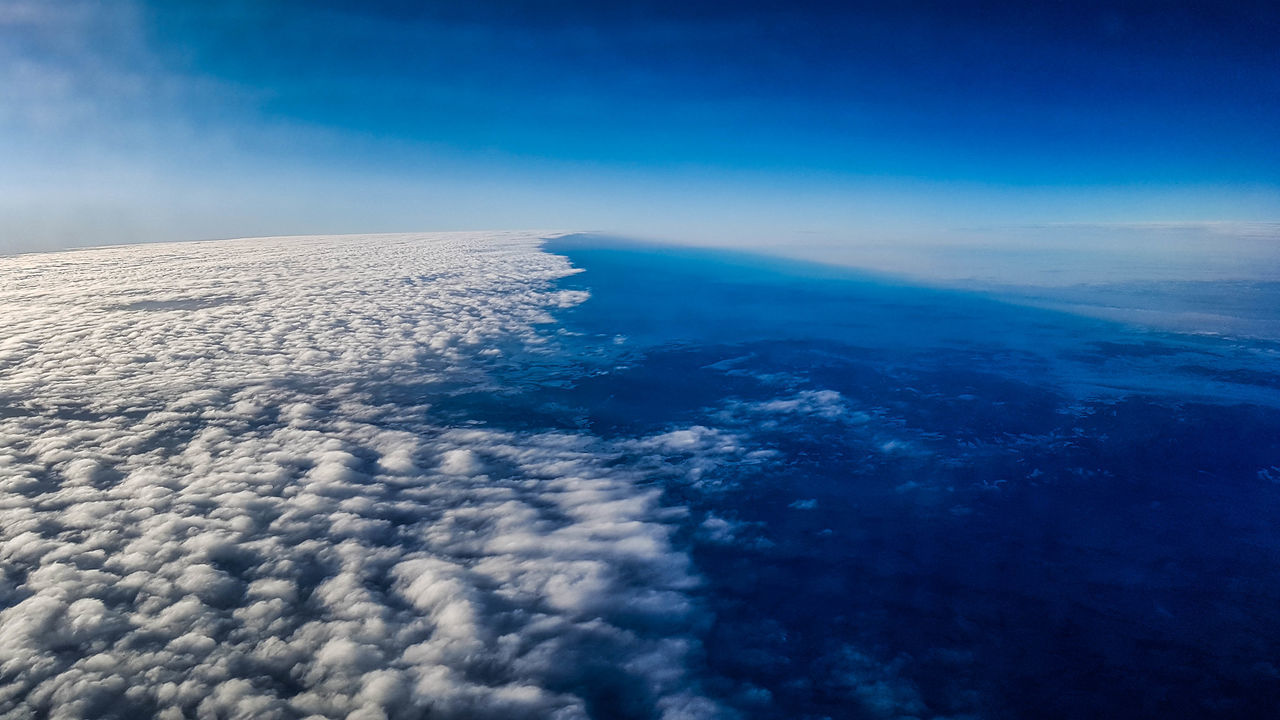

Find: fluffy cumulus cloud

[0,233,728,719]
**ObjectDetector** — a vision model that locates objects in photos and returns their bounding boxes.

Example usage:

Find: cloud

[750,390,856,422]
[0,0,193,139]
[0,232,729,719]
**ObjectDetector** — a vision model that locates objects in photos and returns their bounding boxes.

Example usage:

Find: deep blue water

[452,236,1280,719]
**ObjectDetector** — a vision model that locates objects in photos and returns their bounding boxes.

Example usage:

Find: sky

[2,0,1279,254]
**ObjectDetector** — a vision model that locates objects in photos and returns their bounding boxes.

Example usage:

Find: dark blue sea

[441,235,1280,719]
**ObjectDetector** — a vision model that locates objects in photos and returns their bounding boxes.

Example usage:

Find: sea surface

[475,234,1280,719]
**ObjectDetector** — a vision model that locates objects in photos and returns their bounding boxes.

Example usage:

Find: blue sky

[2,0,1278,252]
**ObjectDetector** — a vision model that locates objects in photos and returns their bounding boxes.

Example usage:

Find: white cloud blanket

[0,233,724,720]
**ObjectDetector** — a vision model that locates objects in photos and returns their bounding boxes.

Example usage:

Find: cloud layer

[0,233,725,719]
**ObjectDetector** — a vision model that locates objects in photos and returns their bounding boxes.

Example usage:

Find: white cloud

[751,390,854,421]
[0,232,729,719]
